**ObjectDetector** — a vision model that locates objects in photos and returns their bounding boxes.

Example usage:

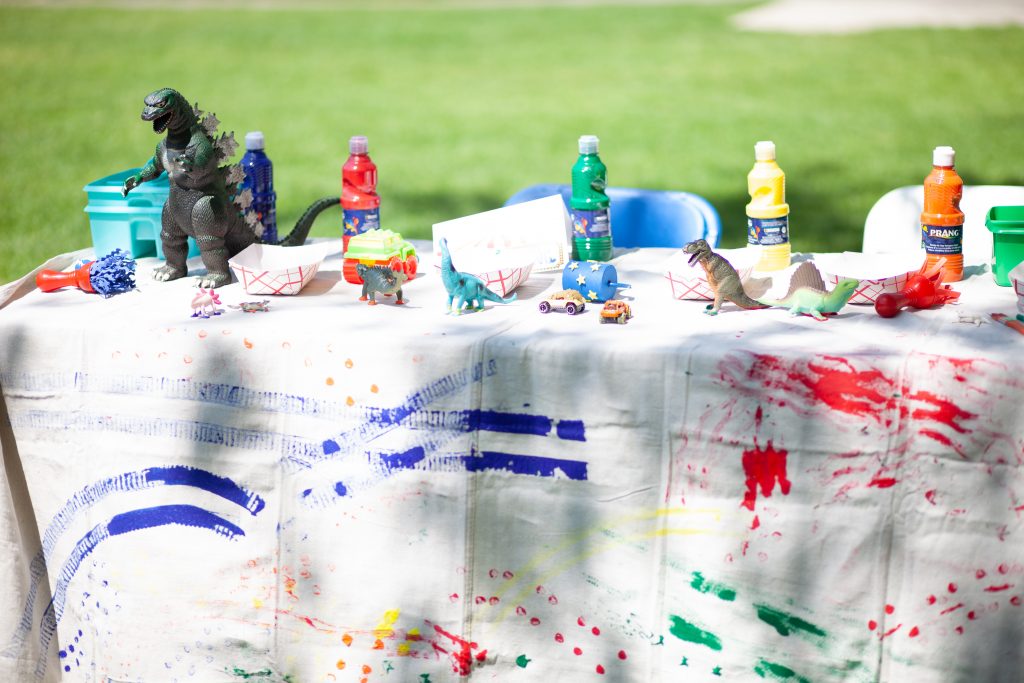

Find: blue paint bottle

[240,131,278,243]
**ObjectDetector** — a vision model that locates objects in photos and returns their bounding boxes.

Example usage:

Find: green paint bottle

[571,135,612,261]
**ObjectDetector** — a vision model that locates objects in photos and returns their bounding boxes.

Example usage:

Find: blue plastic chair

[504,184,721,249]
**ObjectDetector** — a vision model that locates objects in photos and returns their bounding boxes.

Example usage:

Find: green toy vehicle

[342,229,418,284]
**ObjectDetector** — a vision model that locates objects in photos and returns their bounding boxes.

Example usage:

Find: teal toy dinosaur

[356,264,407,305]
[122,87,338,288]
[758,262,859,321]
[438,238,516,314]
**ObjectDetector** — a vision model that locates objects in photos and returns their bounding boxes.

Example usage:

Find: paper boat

[814,252,923,305]
[665,247,760,300]
[438,245,536,297]
[1011,262,1024,317]
[228,242,338,295]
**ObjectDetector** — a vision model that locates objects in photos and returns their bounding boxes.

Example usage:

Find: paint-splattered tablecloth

[1,243,1021,683]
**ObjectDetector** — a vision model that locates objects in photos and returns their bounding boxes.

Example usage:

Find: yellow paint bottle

[746,141,791,272]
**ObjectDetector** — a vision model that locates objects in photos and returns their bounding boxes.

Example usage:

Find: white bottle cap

[933,145,955,167]
[578,135,599,154]
[754,140,776,161]
[244,131,265,151]
[349,135,368,154]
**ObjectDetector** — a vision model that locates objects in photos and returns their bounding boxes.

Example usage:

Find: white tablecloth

[1,243,1021,682]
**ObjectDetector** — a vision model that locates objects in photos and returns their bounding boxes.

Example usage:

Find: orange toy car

[599,300,632,324]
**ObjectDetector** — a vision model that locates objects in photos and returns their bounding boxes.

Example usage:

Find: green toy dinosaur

[122,87,339,288]
[682,239,768,315]
[356,264,407,305]
[438,238,516,314]
[758,261,859,321]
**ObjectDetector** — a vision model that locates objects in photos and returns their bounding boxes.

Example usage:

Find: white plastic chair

[863,185,1024,265]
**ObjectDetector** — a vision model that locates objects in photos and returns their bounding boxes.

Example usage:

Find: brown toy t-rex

[682,239,768,315]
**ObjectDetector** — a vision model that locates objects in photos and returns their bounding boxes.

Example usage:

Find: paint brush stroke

[36,505,244,678]
[42,465,263,561]
[754,658,812,682]
[755,604,827,638]
[4,467,264,663]
[690,571,737,601]
[668,615,723,651]
[463,451,588,480]
[11,409,319,468]
[331,447,590,499]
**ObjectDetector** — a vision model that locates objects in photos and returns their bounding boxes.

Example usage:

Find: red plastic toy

[35,249,136,297]
[874,258,960,318]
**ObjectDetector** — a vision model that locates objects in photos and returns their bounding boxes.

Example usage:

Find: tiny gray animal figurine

[356,264,407,305]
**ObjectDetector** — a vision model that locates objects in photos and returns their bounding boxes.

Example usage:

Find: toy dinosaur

[438,238,516,314]
[229,300,271,313]
[682,239,768,315]
[356,264,407,305]
[122,87,339,288]
[758,261,859,321]
[190,288,223,318]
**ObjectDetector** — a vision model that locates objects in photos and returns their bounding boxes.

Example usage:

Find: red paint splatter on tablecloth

[984,584,1012,593]
[430,624,487,676]
[880,624,902,639]
[741,441,791,511]
[713,353,1012,468]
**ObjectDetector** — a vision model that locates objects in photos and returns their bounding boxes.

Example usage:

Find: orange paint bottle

[921,146,964,281]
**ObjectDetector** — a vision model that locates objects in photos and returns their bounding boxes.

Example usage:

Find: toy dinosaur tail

[274,197,341,247]
[732,292,770,310]
[482,288,517,304]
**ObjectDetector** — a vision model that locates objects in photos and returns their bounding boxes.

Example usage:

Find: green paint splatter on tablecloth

[668,615,723,651]
[754,658,812,682]
[691,571,737,601]
[755,604,827,638]
[230,668,272,679]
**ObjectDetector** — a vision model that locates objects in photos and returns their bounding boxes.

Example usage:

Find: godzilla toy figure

[122,88,339,288]
[438,238,517,314]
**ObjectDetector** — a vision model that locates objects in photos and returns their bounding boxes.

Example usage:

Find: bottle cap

[349,135,369,154]
[933,145,955,167]
[244,131,265,151]
[578,135,599,154]
[754,140,776,161]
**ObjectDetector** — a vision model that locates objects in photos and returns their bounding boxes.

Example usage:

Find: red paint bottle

[341,135,380,250]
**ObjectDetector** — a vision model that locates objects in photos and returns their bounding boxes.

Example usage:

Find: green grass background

[1,2,1023,284]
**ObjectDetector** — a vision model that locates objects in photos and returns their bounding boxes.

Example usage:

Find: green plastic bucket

[985,206,1024,286]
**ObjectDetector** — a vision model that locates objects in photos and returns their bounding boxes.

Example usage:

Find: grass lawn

[1,2,1022,284]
